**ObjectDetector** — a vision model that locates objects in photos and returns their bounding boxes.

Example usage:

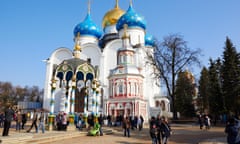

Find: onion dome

[145,34,155,46]
[116,4,146,31]
[73,13,102,39]
[102,0,125,28]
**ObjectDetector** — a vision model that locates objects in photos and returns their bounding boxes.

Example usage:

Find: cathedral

[43,0,170,121]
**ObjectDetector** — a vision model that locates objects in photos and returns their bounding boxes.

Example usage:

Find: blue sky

[1,0,240,89]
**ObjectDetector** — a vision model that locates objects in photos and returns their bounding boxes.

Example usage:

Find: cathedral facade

[43,1,170,121]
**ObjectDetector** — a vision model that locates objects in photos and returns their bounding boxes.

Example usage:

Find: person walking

[21,112,27,129]
[225,117,240,144]
[204,115,211,130]
[0,112,4,128]
[160,117,172,144]
[197,114,203,129]
[122,116,131,137]
[149,116,158,144]
[38,111,45,133]
[98,114,104,136]
[2,104,15,136]
[107,115,112,127]
[26,109,38,133]
[77,113,83,131]
[140,115,144,130]
[15,109,22,132]
[137,115,143,131]
[61,113,67,131]
[156,115,163,144]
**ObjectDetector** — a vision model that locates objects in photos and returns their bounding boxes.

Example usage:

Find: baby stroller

[88,123,100,136]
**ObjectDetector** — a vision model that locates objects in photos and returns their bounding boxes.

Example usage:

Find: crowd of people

[197,114,211,130]
[149,115,172,144]
[1,105,47,136]
[2,105,240,144]
[72,113,144,137]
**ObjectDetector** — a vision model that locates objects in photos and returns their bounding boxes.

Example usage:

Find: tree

[208,58,224,116]
[0,82,14,110]
[198,66,210,113]
[15,86,26,101]
[0,81,44,110]
[175,71,196,117]
[146,34,201,119]
[221,37,240,115]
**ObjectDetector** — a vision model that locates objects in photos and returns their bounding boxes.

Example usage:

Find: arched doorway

[75,88,85,113]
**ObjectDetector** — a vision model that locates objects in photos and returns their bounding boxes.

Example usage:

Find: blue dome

[145,34,155,46]
[116,5,146,31]
[74,13,102,39]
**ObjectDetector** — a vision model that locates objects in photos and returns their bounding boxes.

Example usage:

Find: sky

[0,0,240,89]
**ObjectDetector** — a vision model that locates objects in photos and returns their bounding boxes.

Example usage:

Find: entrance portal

[75,88,85,113]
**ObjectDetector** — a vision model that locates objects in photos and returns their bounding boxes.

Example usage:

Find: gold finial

[130,0,133,6]
[72,75,76,81]
[115,0,119,8]
[88,0,91,14]
[51,77,56,83]
[77,32,80,39]
[74,32,81,51]
[122,24,130,39]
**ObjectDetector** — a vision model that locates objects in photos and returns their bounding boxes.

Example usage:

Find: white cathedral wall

[80,43,101,67]
[101,39,122,99]
[43,48,72,111]
[133,46,157,108]
[143,63,158,107]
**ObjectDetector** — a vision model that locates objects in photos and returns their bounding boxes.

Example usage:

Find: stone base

[46,124,55,131]
[67,124,76,131]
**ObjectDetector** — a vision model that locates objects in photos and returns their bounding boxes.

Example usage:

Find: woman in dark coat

[160,117,172,144]
[149,116,158,144]
[225,118,238,144]
[2,105,15,136]
[122,116,131,137]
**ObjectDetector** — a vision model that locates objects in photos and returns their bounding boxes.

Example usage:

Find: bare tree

[146,34,201,119]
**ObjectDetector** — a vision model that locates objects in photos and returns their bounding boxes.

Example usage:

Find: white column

[60,86,65,112]
[67,86,71,113]
[50,89,55,114]
[92,90,96,114]
[84,88,87,115]
[71,88,75,114]
[50,79,57,115]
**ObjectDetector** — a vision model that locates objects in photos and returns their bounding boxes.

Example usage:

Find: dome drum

[118,27,145,46]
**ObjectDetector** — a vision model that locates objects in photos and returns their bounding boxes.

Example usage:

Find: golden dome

[102,0,125,28]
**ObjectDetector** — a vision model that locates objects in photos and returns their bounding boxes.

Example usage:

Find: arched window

[161,101,166,111]
[119,84,123,94]
[155,101,160,107]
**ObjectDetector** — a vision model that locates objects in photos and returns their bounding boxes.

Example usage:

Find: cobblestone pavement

[0,123,227,144]
[42,124,227,144]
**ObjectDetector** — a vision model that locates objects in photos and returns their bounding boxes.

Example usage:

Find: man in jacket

[2,104,15,136]
[26,109,38,133]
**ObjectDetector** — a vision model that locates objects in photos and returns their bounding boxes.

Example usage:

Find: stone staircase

[0,127,114,144]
